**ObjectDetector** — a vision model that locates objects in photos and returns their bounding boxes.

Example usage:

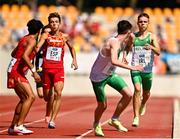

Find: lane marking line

[75,106,132,139]
[173,98,180,138]
[0,104,93,133]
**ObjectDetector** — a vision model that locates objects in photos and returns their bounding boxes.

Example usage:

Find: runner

[35,25,53,123]
[36,12,78,129]
[35,25,51,98]
[123,13,160,127]
[7,19,43,135]
[89,20,143,137]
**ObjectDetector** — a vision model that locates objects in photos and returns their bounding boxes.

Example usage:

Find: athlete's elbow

[111,60,117,66]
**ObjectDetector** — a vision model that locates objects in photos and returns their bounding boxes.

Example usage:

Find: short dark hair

[117,20,132,34]
[138,13,149,20]
[41,25,51,34]
[48,12,61,23]
[27,19,44,34]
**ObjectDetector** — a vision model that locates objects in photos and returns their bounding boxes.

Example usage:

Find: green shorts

[130,71,153,91]
[91,73,127,102]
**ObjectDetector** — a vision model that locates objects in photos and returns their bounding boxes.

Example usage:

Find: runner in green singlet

[123,13,161,127]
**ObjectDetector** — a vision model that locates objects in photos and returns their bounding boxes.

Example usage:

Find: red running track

[0,95,173,138]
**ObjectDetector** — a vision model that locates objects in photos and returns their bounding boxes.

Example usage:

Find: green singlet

[131,32,153,91]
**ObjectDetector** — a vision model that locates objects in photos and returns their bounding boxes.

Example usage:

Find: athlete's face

[137,16,149,32]
[49,17,60,32]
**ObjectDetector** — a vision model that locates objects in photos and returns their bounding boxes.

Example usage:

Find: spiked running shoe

[14,125,33,135]
[48,121,55,129]
[93,123,104,137]
[108,119,128,132]
[132,117,139,127]
[140,104,146,116]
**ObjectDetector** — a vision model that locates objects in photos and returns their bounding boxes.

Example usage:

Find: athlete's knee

[143,91,150,97]
[27,94,35,102]
[97,102,107,110]
[134,84,141,93]
[54,92,62,100]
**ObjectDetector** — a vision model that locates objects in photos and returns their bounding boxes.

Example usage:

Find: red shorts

[7,72,28,89]
[43,68,64,89]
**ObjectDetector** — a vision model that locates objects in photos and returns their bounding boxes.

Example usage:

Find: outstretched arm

[110,38,143,71]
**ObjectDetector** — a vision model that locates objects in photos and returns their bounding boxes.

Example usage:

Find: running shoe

[108,119,128,132]
[93,123,104,137]
[14,125,33,134]
[48,121,55,129]
[132,116,139,127]
[139,104,146,116]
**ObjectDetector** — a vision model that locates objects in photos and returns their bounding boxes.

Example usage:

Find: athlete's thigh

[54,81,64,96]
[53,68,64,84]
[12,73,32,99]
[107,74,128,92]
[91,80,107,102]
[15,81,35,100]
[131,71,142,84]
[141,72,153,91]
[43,69,52,90]
[131,71,142,91]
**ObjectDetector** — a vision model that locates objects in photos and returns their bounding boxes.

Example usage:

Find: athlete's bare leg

[141,90,150,105]
[50,81,64,122]
[94,101,107,124]
[9,89,26,128]
[37,87,43,98]
[14,82,35,126]
[112,87,132,118]
[133,83,141,118]
[43,88,54,119]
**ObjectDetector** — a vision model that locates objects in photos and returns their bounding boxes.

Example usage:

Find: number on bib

[46,47,62,61]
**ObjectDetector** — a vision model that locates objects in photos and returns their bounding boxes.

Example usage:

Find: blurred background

[0,0,180,95]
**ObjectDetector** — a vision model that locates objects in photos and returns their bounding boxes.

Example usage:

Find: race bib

[7,57,17,72]
[102,62,115,75]
[46,46,62,61]
[133,46,151,67]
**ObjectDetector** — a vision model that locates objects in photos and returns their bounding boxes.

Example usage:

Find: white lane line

[75,119,110,139]
[173,98,180,138]
[0,104,93,133]
[75,106,132,139]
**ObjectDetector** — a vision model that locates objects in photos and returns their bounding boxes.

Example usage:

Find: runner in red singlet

[36,12,78,129]
[7,19,43,135]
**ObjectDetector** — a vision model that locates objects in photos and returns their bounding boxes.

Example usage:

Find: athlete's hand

[122,57,129,65]
[132,65,144,71]
[144,44,152,50]
[71,60,78,70]
[32,72,41,82]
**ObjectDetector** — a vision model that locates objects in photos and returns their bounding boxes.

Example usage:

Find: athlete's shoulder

[148,31,156,40]
[61,32,69,42]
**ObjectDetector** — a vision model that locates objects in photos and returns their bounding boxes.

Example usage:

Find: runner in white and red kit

[7,19,43,135]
